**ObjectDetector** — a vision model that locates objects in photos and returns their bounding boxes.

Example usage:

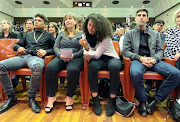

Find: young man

[0,13,55,113]
[123,9,180,117]
[153,20,166,43]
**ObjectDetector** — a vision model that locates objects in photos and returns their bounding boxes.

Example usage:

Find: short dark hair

[154,20,165,25]
[136,9,149,17]
[35,13,48,24]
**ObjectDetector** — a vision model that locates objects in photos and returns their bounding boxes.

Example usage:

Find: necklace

[34,31,44,43]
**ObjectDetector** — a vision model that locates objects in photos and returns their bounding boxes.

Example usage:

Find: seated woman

[164,9,180,70]
[48,22,60,39]
[0,20,18,39]
[45,13,83,113]
[79,13,123,116]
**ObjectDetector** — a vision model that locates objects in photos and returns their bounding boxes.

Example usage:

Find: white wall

[0,12,14,22]
[155,4,180,29]
[14,8,155,18]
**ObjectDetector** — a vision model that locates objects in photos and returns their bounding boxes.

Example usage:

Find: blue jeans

[0,54,44,97]
[130,60,180,102]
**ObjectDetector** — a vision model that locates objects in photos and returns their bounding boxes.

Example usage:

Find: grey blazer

[123,27,163,62]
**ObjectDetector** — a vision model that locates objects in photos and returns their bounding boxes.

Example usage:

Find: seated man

[0,13,55,113]
[123,9,180,117]
[153,20,166,43]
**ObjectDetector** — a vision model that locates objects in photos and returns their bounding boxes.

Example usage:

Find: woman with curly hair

[79,13,123,116]
[45,13,83,113]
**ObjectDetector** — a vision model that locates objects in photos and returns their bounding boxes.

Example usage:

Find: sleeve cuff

[134,55,140,60]
[153,56,159,63]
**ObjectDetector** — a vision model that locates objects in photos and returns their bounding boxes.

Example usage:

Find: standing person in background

[164,9,180,70]
[45,13,83,113]
[79,13,123,116]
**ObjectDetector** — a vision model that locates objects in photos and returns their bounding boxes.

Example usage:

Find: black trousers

[88,57,122,95]
[46,56,84,97]
[176,58,180,70]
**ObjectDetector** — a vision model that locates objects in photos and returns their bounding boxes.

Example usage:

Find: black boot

[106,97,116,117]
[147,98,158,114]
[92,96,102,115]
[138,102,147,117]
[28,97,41,113]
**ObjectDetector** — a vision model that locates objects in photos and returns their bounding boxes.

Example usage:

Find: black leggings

[88,58,123,95]
[46,56,84,97]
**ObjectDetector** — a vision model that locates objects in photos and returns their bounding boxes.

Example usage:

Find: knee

[108,63,121,72]
[130,68,143,80]
[67,66,80,74]
[88,62,98,71]
[0,63,6,74]
[31,63,43,77]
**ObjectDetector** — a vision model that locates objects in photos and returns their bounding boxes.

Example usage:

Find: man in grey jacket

[123,9,180,117]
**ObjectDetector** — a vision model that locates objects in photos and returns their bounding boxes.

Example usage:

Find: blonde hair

[174,9,180,25]
[0,20,13,32]
[62,13,79,36]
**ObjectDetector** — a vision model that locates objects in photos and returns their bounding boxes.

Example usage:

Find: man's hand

[17,47,27,55]
[60,54,74,62]
[174,53,180,61]
[36,49,47,58]
[85,54,92,62]
[139,57,156,68]
[79,39,89,50]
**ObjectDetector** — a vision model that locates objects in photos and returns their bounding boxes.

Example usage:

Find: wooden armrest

[7,55,16,59]
[44,55,56,66]
[162,57,175,66]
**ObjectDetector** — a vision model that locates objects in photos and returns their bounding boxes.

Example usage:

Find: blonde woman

[45,14,83,113]
[164,9,180,69]
[0,20,18,39]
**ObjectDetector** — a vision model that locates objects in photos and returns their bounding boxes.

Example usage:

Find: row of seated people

[0,9,180,118]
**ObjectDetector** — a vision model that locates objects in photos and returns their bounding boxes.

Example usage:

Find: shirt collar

[135,26,151,35]
[35,29,45,33]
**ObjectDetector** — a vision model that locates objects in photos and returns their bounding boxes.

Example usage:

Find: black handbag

[115,96,136,117]
[167,95,180,121]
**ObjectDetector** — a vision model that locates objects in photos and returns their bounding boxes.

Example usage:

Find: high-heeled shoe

[65,104,73,111]
[45,100,56,113]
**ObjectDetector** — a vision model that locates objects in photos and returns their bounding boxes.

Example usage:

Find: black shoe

[92,96,102,115]
[138,102,147,117]
[147,98,158,114]
[45,101,56,113]
[106,97,116,117]
[28,98,41,113]
[0,97,17,114]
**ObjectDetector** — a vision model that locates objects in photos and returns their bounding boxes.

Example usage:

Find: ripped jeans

[0,54,44,97]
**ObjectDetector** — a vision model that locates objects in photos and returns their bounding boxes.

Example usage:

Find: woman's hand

[85,54,92,62]
[79,39,89,50]
[174,53,180,61]
[60,54,74,62]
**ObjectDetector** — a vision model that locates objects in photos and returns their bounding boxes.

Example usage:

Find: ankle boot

[106,97,116,116]
[92,96,102,115]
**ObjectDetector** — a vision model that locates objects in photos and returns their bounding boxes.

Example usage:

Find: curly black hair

[83,13,113,43]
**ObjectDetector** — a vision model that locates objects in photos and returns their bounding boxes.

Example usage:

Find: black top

[13,29,55,57]
[139,30,150,57]
[0,31,18,39]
